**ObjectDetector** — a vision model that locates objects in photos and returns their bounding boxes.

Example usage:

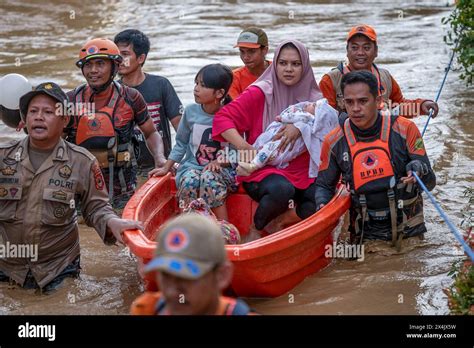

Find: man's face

[157,269,220,315]
[117,43,145,76]
[343,82,381,130]
[239,46,268,71]
[26,94,69,149]
[82,58,113,89]
[346,35,378,71]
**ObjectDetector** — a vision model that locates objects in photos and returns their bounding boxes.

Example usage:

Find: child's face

[304,103,316,115]
[193,74,222,105]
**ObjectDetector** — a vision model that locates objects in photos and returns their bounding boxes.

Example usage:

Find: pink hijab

[252,39,322,130]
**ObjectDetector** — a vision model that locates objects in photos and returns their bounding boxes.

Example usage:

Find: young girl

[153,64,236,220]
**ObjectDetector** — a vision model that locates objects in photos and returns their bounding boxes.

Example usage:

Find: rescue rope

[416,38,474,261]
[413,173,474,261]
[421,43,457,136]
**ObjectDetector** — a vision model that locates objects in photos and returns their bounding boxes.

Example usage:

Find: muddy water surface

[0,0,471,315]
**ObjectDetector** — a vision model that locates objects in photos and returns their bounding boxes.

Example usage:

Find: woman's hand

[272,124,302,153]
[204,160,221,172]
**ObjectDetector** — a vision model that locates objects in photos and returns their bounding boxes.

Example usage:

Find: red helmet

[76,38,123,68]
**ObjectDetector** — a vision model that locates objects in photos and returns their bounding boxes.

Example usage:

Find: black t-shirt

[124,74,182,166]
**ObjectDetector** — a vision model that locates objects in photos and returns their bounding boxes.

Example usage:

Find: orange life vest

[72,83,138,167]
[73,82,122,168]
[343,115,424,250]
[343,115,395,194]
[71,82,138,199]
[130,292,254,315]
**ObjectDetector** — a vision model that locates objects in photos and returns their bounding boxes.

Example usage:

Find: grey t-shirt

[169,103,222,185]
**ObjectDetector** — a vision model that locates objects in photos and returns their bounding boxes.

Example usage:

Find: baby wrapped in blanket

[238,98,338,178]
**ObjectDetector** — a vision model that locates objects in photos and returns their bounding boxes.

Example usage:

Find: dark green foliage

[442,0,473,85]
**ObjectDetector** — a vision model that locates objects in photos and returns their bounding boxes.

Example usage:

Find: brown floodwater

[0,0,472,315]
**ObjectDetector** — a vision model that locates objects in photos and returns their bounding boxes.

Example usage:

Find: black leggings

[243,174,316,230]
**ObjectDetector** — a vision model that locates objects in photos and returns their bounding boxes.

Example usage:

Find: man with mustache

[0,82,143,292]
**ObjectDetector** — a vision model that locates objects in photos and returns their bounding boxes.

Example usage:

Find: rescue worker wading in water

[130,214,255,315]
[319,24,439,119]
[65,38,166,208]
[315,71,436,250]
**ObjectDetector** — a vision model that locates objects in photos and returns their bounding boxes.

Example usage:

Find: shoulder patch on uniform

[413,137,424,151]
[92,162,105,191]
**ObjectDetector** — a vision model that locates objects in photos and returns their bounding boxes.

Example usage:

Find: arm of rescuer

[319,72,439,119]
[314,130,343,210]
[81,159,144,245]
[399,120,436,190]
[318,74,338,110]
[389,76,439,119]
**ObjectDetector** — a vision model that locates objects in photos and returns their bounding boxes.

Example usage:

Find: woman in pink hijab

[213,39,322,238]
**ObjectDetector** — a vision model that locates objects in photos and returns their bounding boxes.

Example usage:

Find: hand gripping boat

[122,173,350,297]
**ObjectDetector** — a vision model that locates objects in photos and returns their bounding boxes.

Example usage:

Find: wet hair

[341,71,378,98]
[195,64,233,105]
[114,29,150,66]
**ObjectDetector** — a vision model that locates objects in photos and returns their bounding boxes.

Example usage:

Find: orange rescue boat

[122,173,350,297]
